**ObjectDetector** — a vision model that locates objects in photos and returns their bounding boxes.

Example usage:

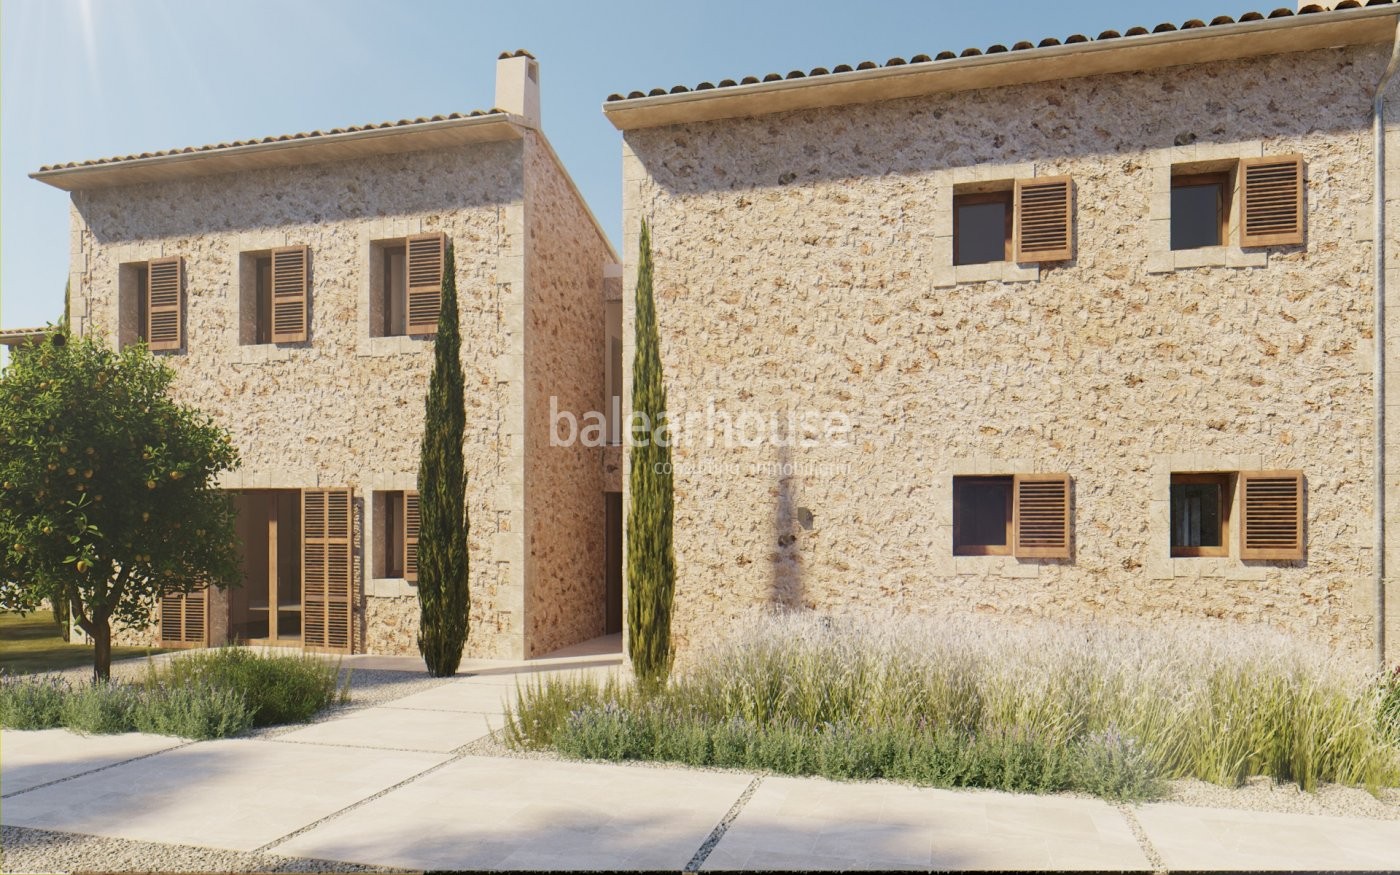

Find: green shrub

[1379,666,1400,744]
[132,682,252,740]
[148,647,343,726]
[60,682,140,734]
[0,674,68,729]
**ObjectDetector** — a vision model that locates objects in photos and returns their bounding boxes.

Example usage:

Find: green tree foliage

[0,333,240,680]
[416,242,469,676]
[626,220,676,687]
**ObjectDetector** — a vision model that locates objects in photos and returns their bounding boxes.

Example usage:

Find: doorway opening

[230,490,303,645]
[605,492,623,635]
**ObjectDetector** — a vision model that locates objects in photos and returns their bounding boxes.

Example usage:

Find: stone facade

[618,41,1400,666]
[63,59,615,658]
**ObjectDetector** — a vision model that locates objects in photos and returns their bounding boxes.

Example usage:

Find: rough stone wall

[621,44,1400,666]
[73,142,527,658]
[523,130,613,656]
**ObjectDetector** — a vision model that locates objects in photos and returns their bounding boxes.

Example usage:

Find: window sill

[233,345,295,364]
[1146,246,1267,274]
[366,577,417,598]
[932,261,1039,288]
[358,336,432,358]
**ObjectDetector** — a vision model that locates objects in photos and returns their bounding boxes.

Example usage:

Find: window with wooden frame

[379,490,420,581]
[1169,472,1231,557]
[1170,172,1230,251]
[954,177,1074,266]
[954,191,1013,266]
[240,246,309,344]
[119,257,184,351]
[953,474,1071,559]
[370,233,445,337]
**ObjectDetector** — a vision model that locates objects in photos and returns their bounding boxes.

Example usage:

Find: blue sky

[2,0,1266,333]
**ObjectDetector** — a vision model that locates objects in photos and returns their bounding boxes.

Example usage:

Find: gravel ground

[1163,775,1400,820]
[0,825,407,874]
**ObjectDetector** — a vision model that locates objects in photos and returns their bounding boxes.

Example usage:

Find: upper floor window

[370,233,445,337]
[239,246,309,345]
[1171,172,1229,251]
[119,256,183,352]
[1170,154,1304,251]
[953,176,1074,266]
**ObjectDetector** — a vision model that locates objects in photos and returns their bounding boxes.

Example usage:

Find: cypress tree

[416,240,469,676]
[626,220,676,687]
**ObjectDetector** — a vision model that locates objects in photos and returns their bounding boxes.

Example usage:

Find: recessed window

[953,476,1013,555]
[370,234,444,338]
[239,247,309,345]
[1171,172,1229,251]
[373,490,419,581]
[954,192,1012,265]
[118,258,183,352]
[1170,473,1231,557]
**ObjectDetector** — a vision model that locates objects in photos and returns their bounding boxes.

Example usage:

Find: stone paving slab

[276,706,502,752]
[0,729,185,797]
[379,680,520,714]
[274,755,754,871]
[702,776,1149,871]
[0,738,445,852]
[1136,802,1400,871]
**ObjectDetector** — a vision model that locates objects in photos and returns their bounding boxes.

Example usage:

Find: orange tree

[0,333,239,680]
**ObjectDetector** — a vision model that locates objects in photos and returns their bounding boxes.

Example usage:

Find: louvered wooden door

[302,488,354,652]
[159,587,208,647]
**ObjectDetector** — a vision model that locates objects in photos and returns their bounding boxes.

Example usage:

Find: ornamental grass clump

[504,613,1400,800]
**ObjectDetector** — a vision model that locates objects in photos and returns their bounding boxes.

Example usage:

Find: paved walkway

[4,636,1400,872]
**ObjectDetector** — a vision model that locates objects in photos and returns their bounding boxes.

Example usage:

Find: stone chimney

[496,50,540,127]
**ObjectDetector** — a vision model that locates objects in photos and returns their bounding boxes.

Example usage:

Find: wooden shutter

[159,586,207,647]
[270,245,309,343]
[1239,470,1304,560]
[405,233,445,335]
[146,257,183,351]
[1012,474,1071,559]
[1239,155,1304,247]
[403,491,420,583]
[1014,176,1074,263]
[303,488,354,652]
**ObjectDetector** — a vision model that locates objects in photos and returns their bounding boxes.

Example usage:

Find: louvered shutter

[1012,474,1071,559]
[1239,155,1304,248]
[1014,176,1074,263]
[270,245,309,343]
[405,233,445,335]
[303,488,354,652]
[1239,470,1304,560]
[403,491,420,583]
[159,586,207,646]
[146,257,183,351]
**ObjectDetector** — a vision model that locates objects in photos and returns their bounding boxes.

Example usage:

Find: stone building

[604,0,1400,665]
[24,53,623,659]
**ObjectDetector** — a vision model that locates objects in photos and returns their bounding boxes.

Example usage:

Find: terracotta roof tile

[37,108,507,172]
[604,0,1400,102]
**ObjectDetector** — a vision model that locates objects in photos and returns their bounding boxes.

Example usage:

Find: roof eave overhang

[603,6,1400,131]
[30,113,528,192]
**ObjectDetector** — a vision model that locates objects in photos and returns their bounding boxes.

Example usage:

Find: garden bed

[503,614,1400,802]
[0,648,349,739]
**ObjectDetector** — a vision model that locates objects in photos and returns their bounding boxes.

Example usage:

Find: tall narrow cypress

[626,220,676,687]
[417,240,469,676]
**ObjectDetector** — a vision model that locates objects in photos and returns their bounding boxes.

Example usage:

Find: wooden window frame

[953,475,1014,556]
[1170,172,1230,252]
[953,190,1013,266]
[1170,472,1232,558]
